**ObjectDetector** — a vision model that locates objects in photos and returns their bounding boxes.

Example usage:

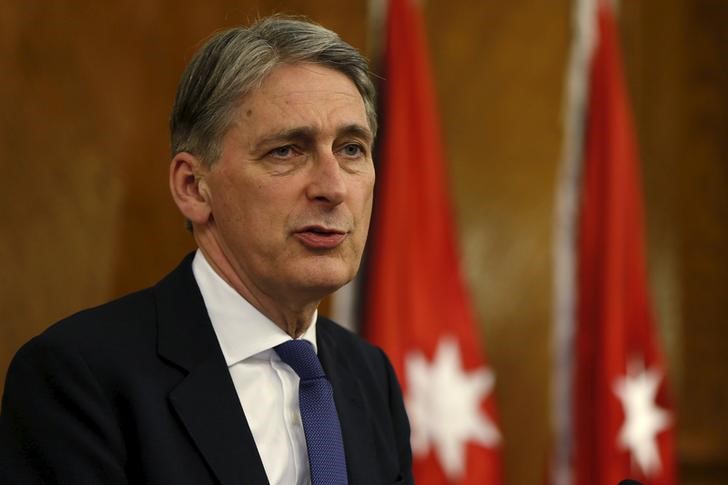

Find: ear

[169,152,212,226]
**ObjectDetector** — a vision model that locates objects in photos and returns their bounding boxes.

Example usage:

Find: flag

[363,0,503,482]
[552,1,676,484]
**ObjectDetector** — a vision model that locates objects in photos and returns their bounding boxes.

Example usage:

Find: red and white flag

[552,1,676,484]
[363,0,503,483]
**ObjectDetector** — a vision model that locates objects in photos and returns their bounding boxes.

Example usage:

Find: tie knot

[274,339,325,380]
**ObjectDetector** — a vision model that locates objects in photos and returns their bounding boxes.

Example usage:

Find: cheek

[209,172,265,231]
[231,179,300,238]
[349,181,375,248]
[353,175,375,219]
[212,181,248,224]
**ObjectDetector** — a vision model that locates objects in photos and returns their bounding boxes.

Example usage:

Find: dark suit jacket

[0,254,412,484]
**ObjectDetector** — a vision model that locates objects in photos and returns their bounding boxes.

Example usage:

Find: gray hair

[170,16,377,165]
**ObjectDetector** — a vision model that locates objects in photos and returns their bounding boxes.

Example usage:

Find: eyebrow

[251,124,373,153]
[337,124,374,145]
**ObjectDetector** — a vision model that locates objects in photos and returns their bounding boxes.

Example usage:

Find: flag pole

[552,0,598,484]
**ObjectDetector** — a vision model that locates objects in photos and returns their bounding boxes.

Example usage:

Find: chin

[291,262,356,297]
[305,273,352,294]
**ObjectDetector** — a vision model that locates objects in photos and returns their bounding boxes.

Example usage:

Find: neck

[194,228,319,338]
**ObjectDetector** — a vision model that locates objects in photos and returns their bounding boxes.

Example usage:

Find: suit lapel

[154,254,268,485]
[168,355,268,485]
[317,320,377,485]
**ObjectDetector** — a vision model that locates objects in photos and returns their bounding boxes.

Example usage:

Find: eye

[270,145,293,158]
[340,143,365,158]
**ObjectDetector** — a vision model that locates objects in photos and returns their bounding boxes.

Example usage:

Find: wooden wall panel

[1,1,726,484]
[622,0,728,482]
[675,0,728,481]
[423,2,569,484]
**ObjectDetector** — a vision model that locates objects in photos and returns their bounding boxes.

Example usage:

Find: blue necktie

[275,340,349,485]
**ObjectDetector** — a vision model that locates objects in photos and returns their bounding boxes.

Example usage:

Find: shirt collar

[192,250,318,366]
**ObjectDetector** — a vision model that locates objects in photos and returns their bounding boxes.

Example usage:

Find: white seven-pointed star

[613,359,671,477]
[405,336,500,480]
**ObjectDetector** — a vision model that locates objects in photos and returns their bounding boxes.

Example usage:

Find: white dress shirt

[192,250,314,485]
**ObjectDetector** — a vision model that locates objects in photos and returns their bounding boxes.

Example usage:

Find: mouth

[294,225,347,250]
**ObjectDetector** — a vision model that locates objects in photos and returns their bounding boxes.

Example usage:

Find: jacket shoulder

[316,317,383,358]
[42,288,156,344]
[31,252,197,353]
[316,316,396,382]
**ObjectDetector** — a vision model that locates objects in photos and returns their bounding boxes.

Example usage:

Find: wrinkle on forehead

[231,63,370,150]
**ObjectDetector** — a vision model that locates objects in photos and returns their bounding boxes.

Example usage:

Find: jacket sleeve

[0,333,128,485]
[379,348,414,485]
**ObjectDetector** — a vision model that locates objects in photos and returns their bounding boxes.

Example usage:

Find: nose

[305,149,346,205]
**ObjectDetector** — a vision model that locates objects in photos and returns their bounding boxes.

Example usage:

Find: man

[0,17,412,485]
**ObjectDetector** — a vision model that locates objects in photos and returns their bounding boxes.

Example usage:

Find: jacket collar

[154,253,269,485]
[153,255,377,485]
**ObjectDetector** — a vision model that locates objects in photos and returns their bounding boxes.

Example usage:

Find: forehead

[235,63,369,134]
[256,62,361,100]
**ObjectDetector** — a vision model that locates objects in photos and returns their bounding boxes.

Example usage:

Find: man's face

[202,62,375,306]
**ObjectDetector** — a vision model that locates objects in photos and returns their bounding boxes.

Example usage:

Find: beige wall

[1,1,726,483]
